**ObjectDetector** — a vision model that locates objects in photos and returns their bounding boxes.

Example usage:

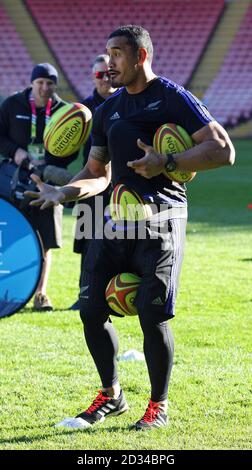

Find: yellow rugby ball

[44,102,92,157]
[153,123,196,183]
[105,272,141,317]
[110,183,152,221]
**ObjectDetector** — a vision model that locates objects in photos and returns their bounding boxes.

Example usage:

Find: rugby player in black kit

[27,25,235,431]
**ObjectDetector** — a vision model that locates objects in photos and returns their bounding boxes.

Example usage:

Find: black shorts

[25,204,63,251]
[80,218,187,321]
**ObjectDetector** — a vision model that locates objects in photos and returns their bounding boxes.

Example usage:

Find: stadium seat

[25,0,224,99]
[204,2,252,127]
[0,4,34,97]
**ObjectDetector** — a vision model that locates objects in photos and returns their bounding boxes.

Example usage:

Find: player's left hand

[24,174,66,209]
[127,139,166,178]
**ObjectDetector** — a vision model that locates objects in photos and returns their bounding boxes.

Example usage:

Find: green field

[0,140,251,450]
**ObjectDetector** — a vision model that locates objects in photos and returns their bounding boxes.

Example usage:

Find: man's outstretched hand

[25,174,66,210]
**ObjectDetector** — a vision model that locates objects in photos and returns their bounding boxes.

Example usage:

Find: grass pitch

[0,140,251,450]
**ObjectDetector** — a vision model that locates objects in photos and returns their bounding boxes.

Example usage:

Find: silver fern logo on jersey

[144,100,162,111]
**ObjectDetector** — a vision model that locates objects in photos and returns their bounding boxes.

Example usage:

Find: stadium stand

[25,0,224,99]
[1,0,251,132]
[1,0,76,101]
[203,2,252,127]
[0,3,34,97]
[188,0,251,100]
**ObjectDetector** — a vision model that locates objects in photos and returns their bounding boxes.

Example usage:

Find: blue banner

[0,197,42,318]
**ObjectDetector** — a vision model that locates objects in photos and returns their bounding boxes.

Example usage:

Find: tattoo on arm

[90,146,110,164]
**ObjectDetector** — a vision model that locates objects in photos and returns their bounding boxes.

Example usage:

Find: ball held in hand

[153,123,196,183]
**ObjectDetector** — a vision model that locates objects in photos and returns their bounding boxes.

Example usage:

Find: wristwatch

[165,153,177,172]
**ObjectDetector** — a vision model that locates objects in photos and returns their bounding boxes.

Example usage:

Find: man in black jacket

[0,63,76,311]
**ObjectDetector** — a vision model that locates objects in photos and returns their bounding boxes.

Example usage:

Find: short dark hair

[108,25,153,63]
[93,54,109,66]
[92,54,109,72]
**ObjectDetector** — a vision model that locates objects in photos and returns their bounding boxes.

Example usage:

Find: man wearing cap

[0,63,76,311]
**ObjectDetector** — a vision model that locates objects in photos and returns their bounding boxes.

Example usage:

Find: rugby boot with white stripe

[133,399,167,431]
[56,390,129,429]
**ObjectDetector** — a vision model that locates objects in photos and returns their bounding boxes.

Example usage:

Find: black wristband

[165,153,177,172]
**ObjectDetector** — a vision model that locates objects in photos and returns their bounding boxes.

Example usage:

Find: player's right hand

[24,174,66,210]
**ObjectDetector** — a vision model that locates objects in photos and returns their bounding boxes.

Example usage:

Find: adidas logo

[97,402,116,417]
[151,296,164,306]
[110,112,120,120]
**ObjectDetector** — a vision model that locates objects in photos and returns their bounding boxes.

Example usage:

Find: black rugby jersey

[92,77,214,206]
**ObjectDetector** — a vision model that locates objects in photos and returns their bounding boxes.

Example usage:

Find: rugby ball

[110,183,152,221]
[44,102,92,157]
[105,273,141,317]
[153,123,196,183]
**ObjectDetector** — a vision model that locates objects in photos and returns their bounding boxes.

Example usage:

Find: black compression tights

[82,313,174,402]
[139,316,174,402]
